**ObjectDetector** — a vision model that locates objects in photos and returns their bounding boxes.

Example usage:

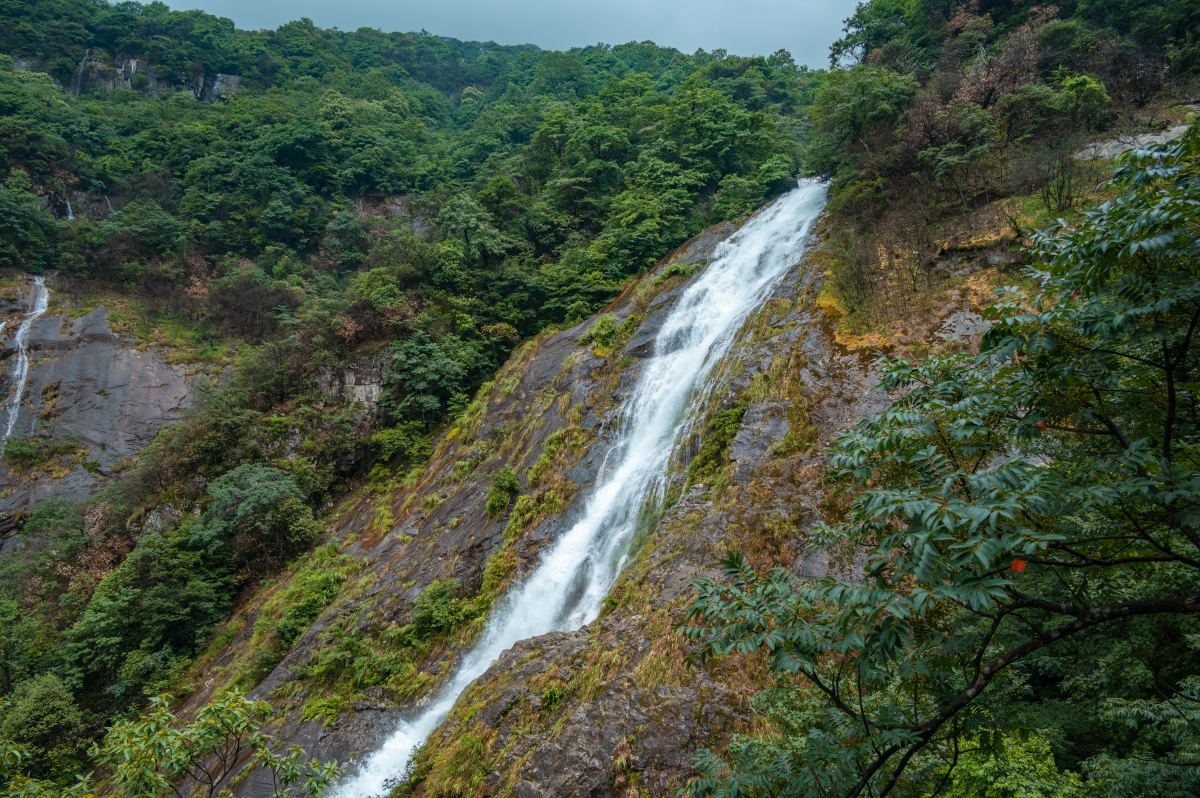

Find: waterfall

[104,195,114,215]
[65,199,75,221]
[70,49,91,98]
[330,181,827,798]
[4,277,50,440]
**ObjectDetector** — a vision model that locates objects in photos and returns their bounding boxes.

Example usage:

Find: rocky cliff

[0,276,212,545]
[157,192,991,798]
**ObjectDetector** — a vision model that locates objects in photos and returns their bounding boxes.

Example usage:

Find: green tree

[1084,675,1200,796]
[682,125,1200,797]
[0,168,55,271]
[91,690,339,798]
[55,528,230,696]
[192,464,319,570]
[805,65,918,185]
[0,597,37,695]
[0,739,93,797]
[943,733,1082,798]
[385,332,485,425]
[0,676,87,782]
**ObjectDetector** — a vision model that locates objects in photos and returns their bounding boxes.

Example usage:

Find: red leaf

[1036,421,1048,431]
[1011,559,1027,573]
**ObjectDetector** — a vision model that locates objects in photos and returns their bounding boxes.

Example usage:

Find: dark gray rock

[728,400,791,483]
[0,302,204,547]
[937,310,994,341]
[625,283,689,359]
[649,222,739,276]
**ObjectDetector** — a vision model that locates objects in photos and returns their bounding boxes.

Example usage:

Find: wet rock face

[1075,123,1193,161]
[728,400,790,483]
[204,73,240,102]
[317,353,388,411]
[189,213,898,797]
[403,253,894,798]
[425,485,757,798]
[0,301,203,544]
[59,50,240,101]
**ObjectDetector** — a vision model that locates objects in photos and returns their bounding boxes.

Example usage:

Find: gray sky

[184,0,860,68]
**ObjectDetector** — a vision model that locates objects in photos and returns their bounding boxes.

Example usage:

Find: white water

[65,199,75,221]
[331,181,827,798]
[4,277,50,439]
[71,49,91,97]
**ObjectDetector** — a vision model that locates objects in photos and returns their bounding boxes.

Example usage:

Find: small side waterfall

[70,49,91,98]
[65,199,75,221]
[104,195,114,215]
[330,181,828,797]
[4,277,50,439]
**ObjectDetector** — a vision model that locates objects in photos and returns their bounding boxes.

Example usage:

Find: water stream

[71,49,91,97]
[4,277,50,439]
[332,181,827,797]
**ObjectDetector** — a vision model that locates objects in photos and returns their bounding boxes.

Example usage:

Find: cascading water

[65,199,75,221]
[4,277,50,439]
[71,49,91,98]
[331,181,827,798]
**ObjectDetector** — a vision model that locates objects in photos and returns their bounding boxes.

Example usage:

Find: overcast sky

[182,0,860,68]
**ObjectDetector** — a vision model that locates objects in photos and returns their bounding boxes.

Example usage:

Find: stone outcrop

[0,282,209,546]
[1074,121,1193,160]
[317,352,389,411]
[203,73,241,102]
[175,208,904,797]
[49,49,241,100]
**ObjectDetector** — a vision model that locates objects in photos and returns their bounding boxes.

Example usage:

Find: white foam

[4,276,49,439]
[331,181,827,797]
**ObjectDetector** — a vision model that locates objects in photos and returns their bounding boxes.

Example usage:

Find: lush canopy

[684,124,1200,796]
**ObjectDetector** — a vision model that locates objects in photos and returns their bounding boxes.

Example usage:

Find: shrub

[485,466,520,518]
[578,315,619,348]
[0,675,87,781]
[191,464,319,573]
[401,580,478,644]
[369,422,430,467]
[686,404,748,486]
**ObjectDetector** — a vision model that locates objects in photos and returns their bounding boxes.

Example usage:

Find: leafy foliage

[400,580,479,645]
[809,0,1188,330]
[486,466,521,518]
[686,404,748,486]
[0,676,87,783]
[91,689,339,798]
[682,125,1200,796]
[191,464,319,572]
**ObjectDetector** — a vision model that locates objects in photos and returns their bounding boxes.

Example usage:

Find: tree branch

[845,592,1200,798]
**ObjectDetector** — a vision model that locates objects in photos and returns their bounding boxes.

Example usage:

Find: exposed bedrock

[183,208,899,797]
[0,286,208,546]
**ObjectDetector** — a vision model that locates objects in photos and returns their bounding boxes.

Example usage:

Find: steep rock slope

[184,199,905,798]
[0,277,213,545]
[179,220,747,783]
[400,238,897,798]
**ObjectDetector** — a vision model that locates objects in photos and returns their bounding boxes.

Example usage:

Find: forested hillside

[686,2,1200,798]
[0,0,820,789]
[0,0,1198,796]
